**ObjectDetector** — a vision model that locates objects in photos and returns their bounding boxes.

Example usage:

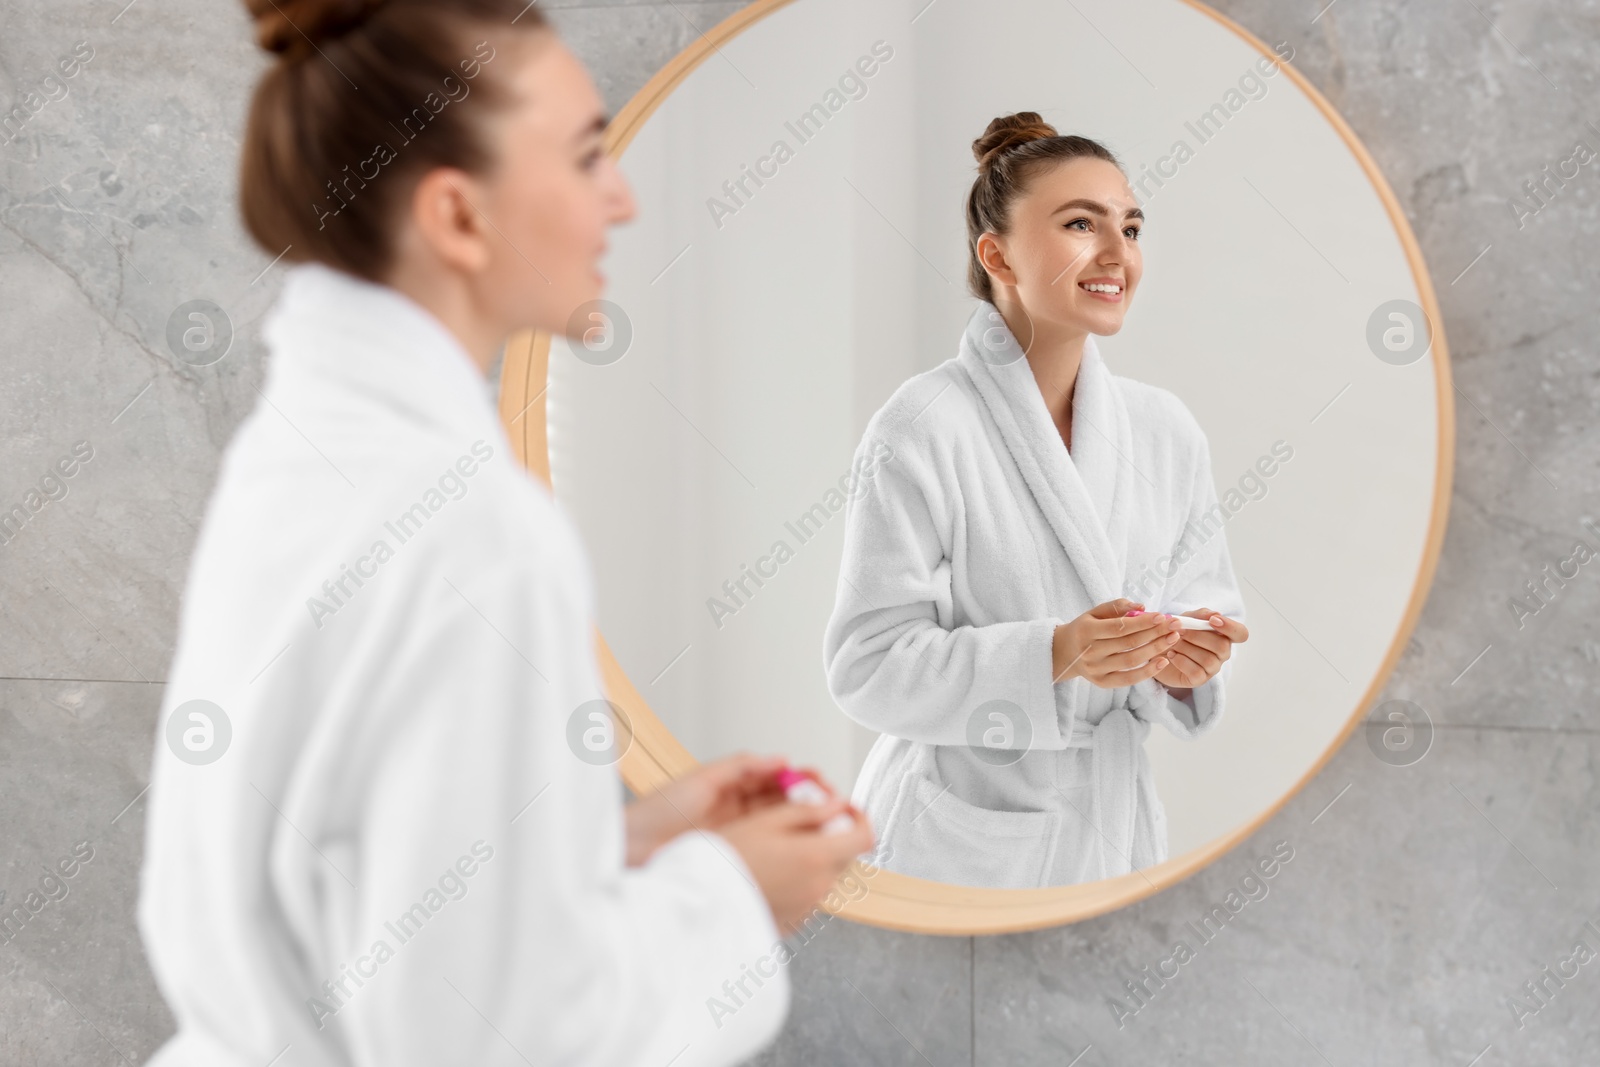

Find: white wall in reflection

[547,0,1439,861]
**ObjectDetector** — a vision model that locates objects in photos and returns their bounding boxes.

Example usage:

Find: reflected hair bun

[248,0,389,58]
[972,111,1059,169]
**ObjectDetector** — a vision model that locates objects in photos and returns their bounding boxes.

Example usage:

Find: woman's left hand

[1151,607,1249,691]
[624,752,797,867]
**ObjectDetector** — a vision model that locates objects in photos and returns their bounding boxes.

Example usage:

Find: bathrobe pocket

[879,760,1061,890]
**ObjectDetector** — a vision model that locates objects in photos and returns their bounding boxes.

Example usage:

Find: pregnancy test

[1126,610,1223,630]
[776,768,856,835]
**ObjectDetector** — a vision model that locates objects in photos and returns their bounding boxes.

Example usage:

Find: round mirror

[499,0,1451,932]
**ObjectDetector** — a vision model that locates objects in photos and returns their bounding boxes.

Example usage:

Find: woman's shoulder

[1109,373,1206,446]
[421,441,578,560]
[862,358,983,452]
[335,430,586,590]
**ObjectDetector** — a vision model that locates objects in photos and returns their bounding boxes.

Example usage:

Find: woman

[823,113,1249,891]
[137,3,873,1066]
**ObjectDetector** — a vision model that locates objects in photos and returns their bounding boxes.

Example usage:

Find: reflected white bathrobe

[138,263,787,1067]
[823,302,1246,889]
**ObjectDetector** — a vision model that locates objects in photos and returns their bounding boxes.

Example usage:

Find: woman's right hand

[716,795,876,936]
[1051,597,1182,687]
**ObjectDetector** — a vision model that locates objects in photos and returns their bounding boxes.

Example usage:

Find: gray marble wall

[2,0,1595,1063]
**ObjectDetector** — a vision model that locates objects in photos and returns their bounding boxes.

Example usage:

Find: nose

[1098,230,1132,264]
[608,159,637,224]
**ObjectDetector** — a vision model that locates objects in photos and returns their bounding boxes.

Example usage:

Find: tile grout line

[0,675,166,685]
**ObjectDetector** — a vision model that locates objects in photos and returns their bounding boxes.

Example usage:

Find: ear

[976,231,1017,288]
[409,166,494,274]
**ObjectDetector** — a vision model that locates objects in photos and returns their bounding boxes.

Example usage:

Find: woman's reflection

[823,112,1251,890]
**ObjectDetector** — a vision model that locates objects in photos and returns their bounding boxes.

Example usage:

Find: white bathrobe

[138,263,788,1067]
[823,301,1246,890]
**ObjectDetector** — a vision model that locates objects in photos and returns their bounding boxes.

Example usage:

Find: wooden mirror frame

[498,0,1454,935]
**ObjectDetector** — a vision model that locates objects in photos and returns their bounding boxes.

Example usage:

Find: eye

[581,146,604,171]
[1125,224,1142,240]
[1065,217,1090,232]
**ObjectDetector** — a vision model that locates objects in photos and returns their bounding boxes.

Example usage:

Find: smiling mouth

[1078,280,1124,302]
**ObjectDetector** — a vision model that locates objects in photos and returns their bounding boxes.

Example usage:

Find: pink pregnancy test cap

[775,768,811,790]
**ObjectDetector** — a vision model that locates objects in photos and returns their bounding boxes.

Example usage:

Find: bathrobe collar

[955,300,1135,600]
[260,260,500,446]
[955,301,1165,878]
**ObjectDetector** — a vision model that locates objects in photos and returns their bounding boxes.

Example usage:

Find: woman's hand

[1052,598,1184,688]
[624,752,793,867]
[1151,606,1249,691]
[626,755,875,936]
[716,795,876,937]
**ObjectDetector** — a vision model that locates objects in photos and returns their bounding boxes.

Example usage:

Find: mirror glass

[540,0,1444,893]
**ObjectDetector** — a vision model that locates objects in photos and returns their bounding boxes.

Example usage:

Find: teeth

[1081,282,1122,293]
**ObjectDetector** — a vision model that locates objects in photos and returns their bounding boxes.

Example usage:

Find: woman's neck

[385,258,507,377]
[991,291,1087,442]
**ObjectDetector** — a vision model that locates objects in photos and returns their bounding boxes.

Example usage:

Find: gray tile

[545,3,750,114]
[0,679,172,1064]
[1,0,285,683]
[974,726,1600,1066]
[749,917,972,1067]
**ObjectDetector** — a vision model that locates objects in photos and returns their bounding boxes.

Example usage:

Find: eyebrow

[575,112,611,144]
[1051,198,1144,222]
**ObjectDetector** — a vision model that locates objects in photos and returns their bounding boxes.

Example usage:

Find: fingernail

[1125,609,1142,617]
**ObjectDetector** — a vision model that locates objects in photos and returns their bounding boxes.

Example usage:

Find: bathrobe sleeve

[1131,425,1248,740]
[822,432,1065,750]
[322,498,788,1067]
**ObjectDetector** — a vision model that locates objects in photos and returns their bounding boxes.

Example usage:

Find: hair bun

[248,0,388,58]
[972,111,1058,168]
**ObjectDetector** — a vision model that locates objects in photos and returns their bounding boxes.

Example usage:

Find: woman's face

[472,33,636,340]
[982,156,1143,341]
